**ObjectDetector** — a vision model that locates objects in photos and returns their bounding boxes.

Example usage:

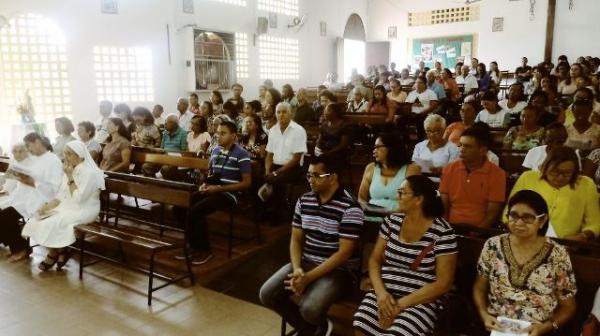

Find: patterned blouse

[503,126,545,150]
[240,132,268,159]
[587,148,600,185]
[477,234,577,323]
[131,124,161,148]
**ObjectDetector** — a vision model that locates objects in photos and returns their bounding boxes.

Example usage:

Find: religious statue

[16,89,35,124]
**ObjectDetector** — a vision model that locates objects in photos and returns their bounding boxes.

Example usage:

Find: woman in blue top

[358,133,419,220]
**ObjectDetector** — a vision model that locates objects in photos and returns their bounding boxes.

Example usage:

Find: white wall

[553,0,600,60]
[0,0,367,150]
[367,0,549,72]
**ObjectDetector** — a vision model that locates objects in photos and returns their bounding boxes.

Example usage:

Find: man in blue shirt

[141,114,188,180]
[176,120,251,264]
[426,69,447,101]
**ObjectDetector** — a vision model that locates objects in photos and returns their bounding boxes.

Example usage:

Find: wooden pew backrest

[131,150,209,171]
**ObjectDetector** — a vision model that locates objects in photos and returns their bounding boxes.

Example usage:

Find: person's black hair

[132,106,155,125]
[507,82,526,101]
[114,103,133,122]
[574,87,595,103]
[541,146,580,188]
[507,190,549,235]
[107,117,131,141]
[522,104,542,118]
[218,120,238,134]
[247,100,262,113]
[232,83,243,90]
[443,68,453,78]
[78,121,96,139]
[191,115,208,133]
[153,104,164,113]
[405,175,444,218]
[373,85,388,105]
[211,90,224,104]
[545,121,567,132]
[324,103,345,119]
[267,88,282,106]
[201,100,214,116]
[462,122,491,148]
[282,84,295,99]
[529,90,549,104]
[190,92,198,99]
[223,100,236,111]
[318,89,336,103]
[377,132,410,168]
[476,63,487,77]
[480,90,498,102]
[455,62,464,68]
[55,117,75,135]
[310,154,342,177]
[23,132,53,151]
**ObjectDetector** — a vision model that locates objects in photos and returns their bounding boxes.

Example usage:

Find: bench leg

[183,245,195,285]
[148,250,156,306]
[280,317,286,336]
[78,235,85,280]
[115,194,122,227]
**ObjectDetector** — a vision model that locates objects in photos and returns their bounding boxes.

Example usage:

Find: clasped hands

[198,183,221,194]
[376,291,405,330]
[284,268,313,296]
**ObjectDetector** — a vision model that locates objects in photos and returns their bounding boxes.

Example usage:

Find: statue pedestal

[10,122,48,146]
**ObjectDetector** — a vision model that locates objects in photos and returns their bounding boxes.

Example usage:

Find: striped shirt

[161,126,188,151]
[209,143,251,202]
[292,188,364,270]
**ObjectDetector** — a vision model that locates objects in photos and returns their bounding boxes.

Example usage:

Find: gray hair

[426,69,438,79]
[165,113,179,123]
[352,86,366,97]
[177,97,189,105]
[275,102,292,113]
[424,114,446,129]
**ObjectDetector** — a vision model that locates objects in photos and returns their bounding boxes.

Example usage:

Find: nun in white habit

[0,143,35,198]
[22,140,105,271]
[0,133,63,262]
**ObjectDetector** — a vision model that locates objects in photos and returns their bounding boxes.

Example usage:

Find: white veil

[65,140,106,190]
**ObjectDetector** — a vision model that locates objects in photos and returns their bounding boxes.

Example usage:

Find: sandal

[56,250,72,271]
[38,254,59,271]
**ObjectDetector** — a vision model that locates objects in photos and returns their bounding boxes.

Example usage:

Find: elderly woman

[354,175,457,335]
[503,105,545,150]
[406,77,439,115]
[53,117,76,160]
[444,102,477,146]
[507,146,600,240]
[22,140,105,271]
[358,133,419,217]
[475,190,576,335]
[77,121,102,162]
[412,114,459,175]
[0,144,34,197]
[99,118,131,173]
[348,86,369,113]
[0,133,63,262]
[315,103,351,160]
[131,107,161,148]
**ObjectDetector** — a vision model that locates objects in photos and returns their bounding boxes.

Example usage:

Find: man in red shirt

[440,125,506,227]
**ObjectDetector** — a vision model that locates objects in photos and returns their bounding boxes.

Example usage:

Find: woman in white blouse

[22,140,105,271]
[411,114,459,175]
[0,133,63,262]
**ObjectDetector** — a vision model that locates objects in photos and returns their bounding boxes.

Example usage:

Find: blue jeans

[259,261,353,335]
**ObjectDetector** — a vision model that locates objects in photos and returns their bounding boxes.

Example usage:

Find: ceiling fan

[453,0,483,5]
[287,14,307,32]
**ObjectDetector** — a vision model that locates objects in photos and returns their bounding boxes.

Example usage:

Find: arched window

[0,13,71,124]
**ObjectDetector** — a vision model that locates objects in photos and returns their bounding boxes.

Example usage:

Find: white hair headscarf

[65,140,106,190]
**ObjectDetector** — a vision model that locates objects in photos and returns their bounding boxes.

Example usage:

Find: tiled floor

[0,247,281,336]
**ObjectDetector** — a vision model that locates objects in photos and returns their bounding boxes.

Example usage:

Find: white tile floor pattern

[0,248,282,336]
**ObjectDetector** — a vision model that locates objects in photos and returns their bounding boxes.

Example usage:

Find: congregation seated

[207,115,233,154]
[175,97,194,132]
[398,68,414,87]
[502,104,545,150]
[444,101,477,146]
[440,126,506,228]
[152,104,165,129]
[114,103,135,136]
[99,118,131,173]
[94,100,113,144]
[0,133,63,262]
[488,61,501,88]
[175,120,252,265]
[243,99,263,121]
[441,68,460,102]
[353,175,457,336]
[77,121,101,162]
[522,122,578,170]
[282,84,299,115]
[226,83,245,116]
[240,114,268,161]
[474,190,576,334]
[529,90,562,126]
[386,79,406,104]
[210,90,224,115]
[456,64,479,97]
[476,63,493,93]
[188,92,201,115]
[314,103,351,161]
[0,144,33,195]
[558,62,581,96]
[262,88,281,130]
[565,88,600,150]
[514,56,533,83]
[411,114,459,175]
[347,87,369,113]
[507,146,600,240]
[187,115,211,153]
[142,114,188,179]
[260,155,364,336]
[223,100,244,133]
[53,117,76,160]
[367,85,395,123]
[131,106,161,149]
[358,132,419,218]
[564,87,600,126]
[22,140,105,271]
[293,88,316,124]
[498,82,528,116]
[475,91,510,128]
[405,77,438,115]
[425,69,447,101]
[312,85,328,114]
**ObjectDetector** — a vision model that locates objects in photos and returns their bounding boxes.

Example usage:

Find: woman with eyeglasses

[411,114,459,175]
[474,190,577,336]
[353,175,457,335]
[506,146,600,240]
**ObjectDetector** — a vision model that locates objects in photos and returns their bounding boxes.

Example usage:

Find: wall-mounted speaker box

[257,17,268,34]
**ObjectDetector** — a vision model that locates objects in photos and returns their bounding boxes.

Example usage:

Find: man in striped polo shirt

[176,120,251,265]
[259,155,364,336]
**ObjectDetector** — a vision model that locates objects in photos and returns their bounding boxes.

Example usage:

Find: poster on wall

[388,26,397,40]
[460,42,472,58]
[421,44,433,62]
[446,47,457,58]
[101,0,118,14]
[183,0,194,14]
[492,17,504,32]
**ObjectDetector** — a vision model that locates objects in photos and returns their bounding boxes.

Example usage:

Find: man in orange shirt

[440,125,506,227]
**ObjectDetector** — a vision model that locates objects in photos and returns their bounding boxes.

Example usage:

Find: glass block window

[258,0,298,16]
[235,33,249,79]
[0,13,71,124]
[93,46,154,103]
[259,35,299,80]
[408,5,480,27]
[210,0,247,6]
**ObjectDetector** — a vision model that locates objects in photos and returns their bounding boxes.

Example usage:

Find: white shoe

[324,319,333,336]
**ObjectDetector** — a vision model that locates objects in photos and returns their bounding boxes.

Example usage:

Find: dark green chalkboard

[411,35,474,68]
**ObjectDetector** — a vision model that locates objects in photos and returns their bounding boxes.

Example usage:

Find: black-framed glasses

[306,173,331,180]
[396,189,414,198]
[507,211,545,224]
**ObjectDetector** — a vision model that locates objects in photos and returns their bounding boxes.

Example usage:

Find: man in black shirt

[515,57,533,83]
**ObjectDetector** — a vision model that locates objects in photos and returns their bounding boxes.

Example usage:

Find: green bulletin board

[411,34,473,69]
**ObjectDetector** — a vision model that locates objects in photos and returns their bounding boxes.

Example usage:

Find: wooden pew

[0,156,9,173]
[74,172,198,305]
[489,127,508,149]
[343,114,387,125]
[130,147,209,171]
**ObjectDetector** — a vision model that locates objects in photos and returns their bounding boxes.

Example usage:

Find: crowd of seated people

[5,53,600,335]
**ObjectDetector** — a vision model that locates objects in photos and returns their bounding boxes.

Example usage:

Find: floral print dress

[477,234,577,323]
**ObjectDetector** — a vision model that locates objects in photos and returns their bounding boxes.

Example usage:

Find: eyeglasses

[396,189,414,197]
[507,211,545,224]
[305,173,331,180]
[547,169,574,179]
[425,129,443,135]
